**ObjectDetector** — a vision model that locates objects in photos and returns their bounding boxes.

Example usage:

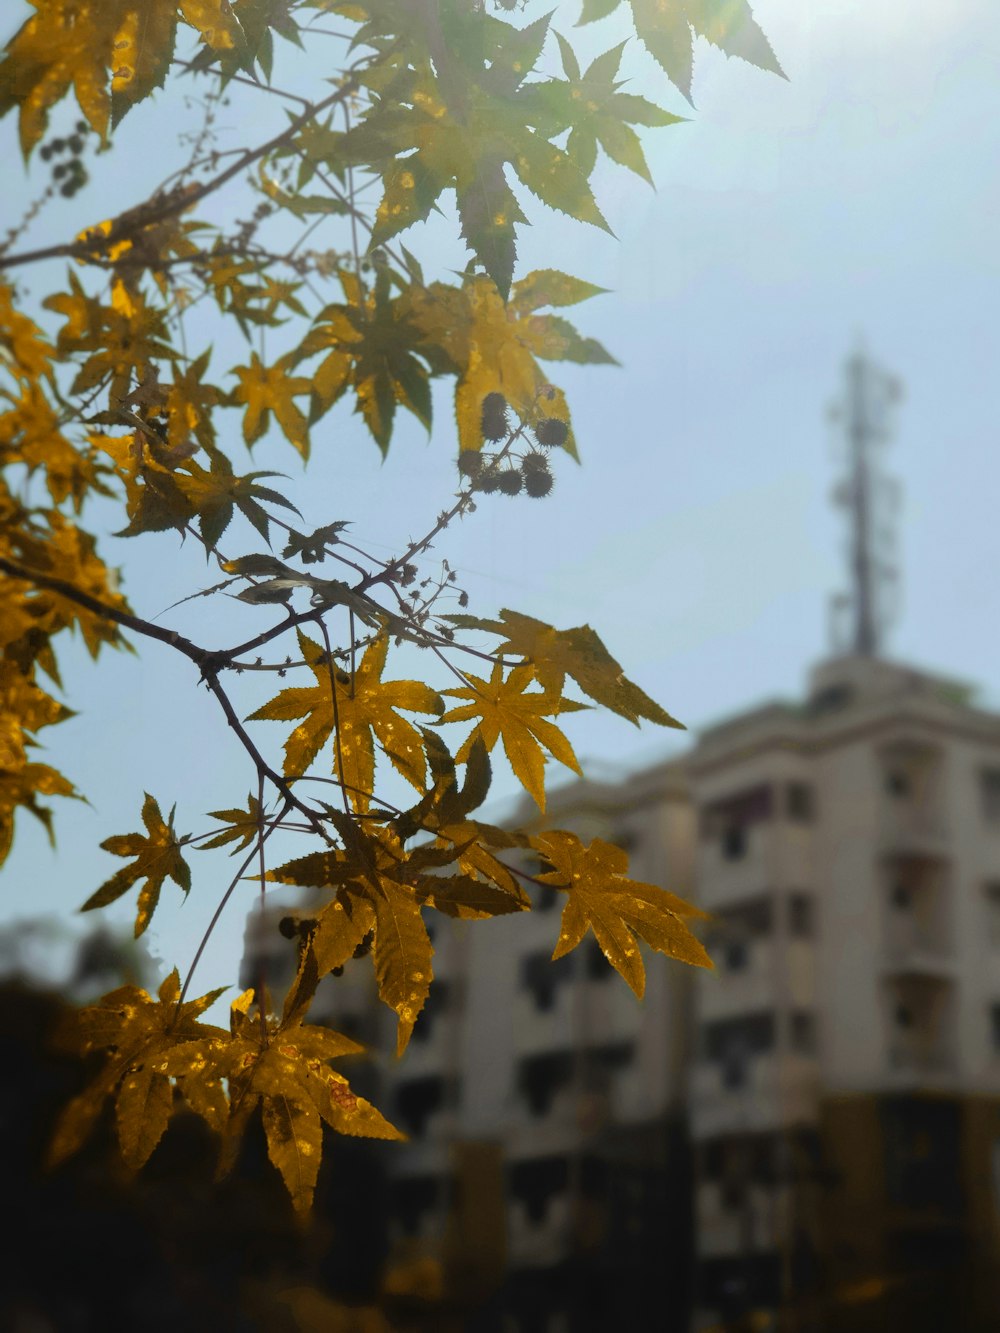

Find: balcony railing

[882,921,954,977]
[879,807,950,858]
[887,1041,954,1076]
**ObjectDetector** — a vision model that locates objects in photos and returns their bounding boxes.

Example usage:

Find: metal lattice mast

[827,346,903,657]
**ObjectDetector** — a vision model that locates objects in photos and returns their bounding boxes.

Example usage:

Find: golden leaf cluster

[0,0,783,1212]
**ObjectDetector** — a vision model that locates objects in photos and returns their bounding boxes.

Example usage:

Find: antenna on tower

[827,344,903,658]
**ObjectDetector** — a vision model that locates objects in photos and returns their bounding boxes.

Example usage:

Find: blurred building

[688,651,1000,1330]
[241,651,1000,1331]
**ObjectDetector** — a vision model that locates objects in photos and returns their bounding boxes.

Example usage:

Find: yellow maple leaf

[447,607,684,729]
[532,829,711,997]
[48,969,227,1170]
[247,630,443,810]
[0,0,237,154]
[167,998,402,1211]
[408,275,577,453]
[268,829,437,1055]
[82,792,191,937]
[231,352,312,456]
[439,661,586,811]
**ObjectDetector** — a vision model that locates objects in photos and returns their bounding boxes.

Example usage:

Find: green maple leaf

[293,266,432,455]
[343,12,610,296]
[82,793,192,937]
[533,829,711,996]
[540,35,684,183]
[579,0,784,103]
[198,792,264,854]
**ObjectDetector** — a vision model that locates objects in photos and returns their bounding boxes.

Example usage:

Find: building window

[788,893,814,937]
[786,782,815,822]
[701,784,774,840]
[585,939,611,981]
[985,883,1000,947]
[790,1011,817,1055]
[522,950,574,1011]
[891,882,912,910]
[390,1176,440,1235]
[518,1052,574,1117]
[980,768,1000,822]
[722,826,747,860]
[509,1156,569,1224]
[703,1014,775,1086]
[395,1077,447,1137]
[990,1004,1000,1054]
[885,769,911,798]
[723,939,748,972]
[411,980,451,1044]
[536,884,558,912]
[895,1004,914,1030]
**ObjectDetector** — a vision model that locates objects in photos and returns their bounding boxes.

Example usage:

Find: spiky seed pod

[497,469,523,496]
[476,471,501,493]
[535,417,568,447]
[481,391,509,442]
[524,468,554,498]
[458,450,483,477]
[521,450,550,473]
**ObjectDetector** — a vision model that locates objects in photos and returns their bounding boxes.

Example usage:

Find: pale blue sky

[3,0,998,1004]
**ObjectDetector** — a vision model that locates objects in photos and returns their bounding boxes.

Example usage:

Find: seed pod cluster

[40,121,90,198]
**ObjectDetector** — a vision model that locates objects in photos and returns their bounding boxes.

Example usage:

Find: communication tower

[827,347,903,656]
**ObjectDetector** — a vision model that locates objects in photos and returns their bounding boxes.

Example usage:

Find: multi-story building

[688,652,1000,1330]
[241,760,699,1331]
[239,353,1000,1328]
[240,651,1000,1331]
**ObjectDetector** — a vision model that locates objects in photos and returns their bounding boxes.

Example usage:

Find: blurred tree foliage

[0,0,782,1226]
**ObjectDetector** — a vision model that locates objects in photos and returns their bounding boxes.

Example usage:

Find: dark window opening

[895,1004,914,1030]
[701,784,774,840]
[790,1011,817,1055]
[704,1013,775,1062]
[612,826,638,854]
[786,782,815,822]
[586,939,611,981]
[723,940,748,972]
[886,769,911,798]
[891,882,912,910]
[410,980,451,1044]
[509,1156,569,1225]
[990,1003,1000,1052]
[390,1175,440,1235]
[985,882,1000,946]
[584,1042,634,1090]
[395,1077,446,1136]
[788,893,814,937]
[706,897,773,953]
[521,949,575,1012]
[535,884,558,912]
[980,768,1000,821]
[722,826,747,860]
[518,1051,574,1117]
[881,1097,963,1214]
